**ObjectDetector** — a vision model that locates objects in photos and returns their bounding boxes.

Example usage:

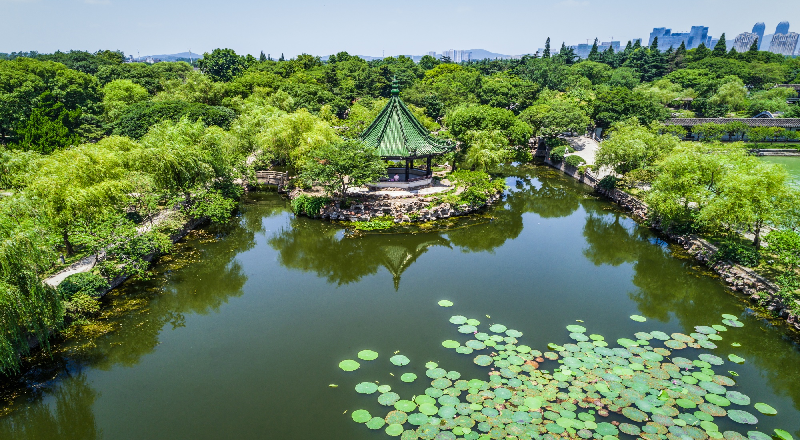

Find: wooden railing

[255,171,289,189]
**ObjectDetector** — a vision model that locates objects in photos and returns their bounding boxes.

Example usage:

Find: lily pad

[386,410,408,425]
[566,324,587,333]
[401,373,418,383]
[358,350,379,361]
[458,325,478,334]
[748,432,773,440]
[438,300,453,307]
[723,319,744,328]
[390,355,410,366]
[425,362,438,369]
[728,354,745,364]
[728,409,758,425]
[385,424,404,436]
[726,391,751,406]
[699,354,724,365]
[355,382,379,394]
[378,385,392,393]
[753,403,777,415]
[775,429,794,440]
[506,329,523,337]
[630,315,647,322]
[339,359,360,371]
[722,314,739,321]
[408,413,429,425]
[352,409,371,423]
[474,355,493,366]
[395,400,417,412]
[489,324,507,333]
[366,417,386,429]
[442,340,460,349]
[449,316,468,325]
[419,403,438,415]
[379,392,401,406]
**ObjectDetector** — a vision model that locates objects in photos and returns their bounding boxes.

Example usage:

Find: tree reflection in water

[0,372,100,440]
[581,202,800,424]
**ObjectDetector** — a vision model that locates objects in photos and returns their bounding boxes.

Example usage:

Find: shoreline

[543,157,800,333]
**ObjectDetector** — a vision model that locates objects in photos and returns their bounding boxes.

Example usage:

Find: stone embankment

[544,156,800,332]
[291,188,503,223]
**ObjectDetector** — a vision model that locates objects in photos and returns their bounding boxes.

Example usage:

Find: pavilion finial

[391,76,399,96]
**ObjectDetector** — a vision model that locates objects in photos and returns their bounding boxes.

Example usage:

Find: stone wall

[544,158,800,332]
[316,192,503,223]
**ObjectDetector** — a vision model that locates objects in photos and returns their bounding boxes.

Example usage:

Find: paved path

[348,183,453,198]
[564,136,599,165]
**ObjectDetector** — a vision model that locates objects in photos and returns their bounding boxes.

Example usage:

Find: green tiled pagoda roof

[360,91,454,159]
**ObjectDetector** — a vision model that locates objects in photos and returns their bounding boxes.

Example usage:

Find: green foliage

[102,79,150,122]
[565,155,586,167]
[519,90,592,137]
[445,105,532,146]
[549,146,569,162]
[113,101,235,139]
[299,139,386,197]
[353,216,394,231]
[595,118,680,175]
[711,240,760,267]
[461,130,513,171]
[291,194,331,217]
[57,272,109,300]
[197,48,249,82]
[443,170,506,207]
[598,175,619,190]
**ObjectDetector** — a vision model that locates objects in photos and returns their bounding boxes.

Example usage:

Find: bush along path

[543,152,800,334]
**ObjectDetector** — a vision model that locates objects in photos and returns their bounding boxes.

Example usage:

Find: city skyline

[1,0,799,59]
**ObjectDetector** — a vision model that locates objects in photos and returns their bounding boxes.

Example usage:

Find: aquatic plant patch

[339,307,788,440]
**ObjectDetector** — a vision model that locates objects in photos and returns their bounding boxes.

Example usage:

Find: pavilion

[360,80,455,189]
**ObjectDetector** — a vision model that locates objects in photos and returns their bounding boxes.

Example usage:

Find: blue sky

[2,0,797,57]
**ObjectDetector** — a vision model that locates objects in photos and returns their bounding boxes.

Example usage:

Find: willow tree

[27,138,136,255]
[258,109,339,172]
[0,197,63,374]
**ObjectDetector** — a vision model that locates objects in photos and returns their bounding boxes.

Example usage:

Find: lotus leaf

[449,316,467,325]
[747,432,773,440]
[774,429,794,440]
[438,300,453,307]
[728,409,758,425]
[379,392,401,406]
[753,403,776,415]
[367,417,386,429]
[401,373,418,383]
[408,413,429,426]
[419,403,438,415]
[442,340,460,349]
[391,355,410,366]
[630,315,647,322]
[378,385,392,393]
[458,325,477,334]
[339,359,360,371]
[352,409,372,423]
[395,400,417,412]
[355,382,379,394]
[489,324,507,333]
[726,391,750,406]
[385,424,404,436]
[728,354,745,364]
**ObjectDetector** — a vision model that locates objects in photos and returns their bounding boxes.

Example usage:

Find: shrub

[291,195,331,217]
[444,170,506,207]
[58,272,109,300]
[565,155,586,167]
[598,175,619,190]
[712,240,760,267]
[354,216,394,231]
[113,101,236,139]
[549,145,575,162]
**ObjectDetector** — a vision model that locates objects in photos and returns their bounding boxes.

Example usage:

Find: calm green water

[1,164,800,439]
[760,156,800,187]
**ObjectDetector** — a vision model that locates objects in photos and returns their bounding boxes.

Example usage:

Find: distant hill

[142,52,201,61]
[145,49,527,63]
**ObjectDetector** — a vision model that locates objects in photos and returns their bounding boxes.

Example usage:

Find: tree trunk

[753,220,762,250]
[63,230,74,256]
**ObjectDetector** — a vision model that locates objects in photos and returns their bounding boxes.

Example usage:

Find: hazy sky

[2,0,798,57]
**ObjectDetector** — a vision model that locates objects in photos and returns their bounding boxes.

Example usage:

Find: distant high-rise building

[769,32,799,56]
[761,34,774,50]
[441,50,472,63]
[570,41,621,59]
[733,32,759,52]
[752,22,766,46]
[427,51,436,58]
[776,21,790,35]
[648,26,710,50]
